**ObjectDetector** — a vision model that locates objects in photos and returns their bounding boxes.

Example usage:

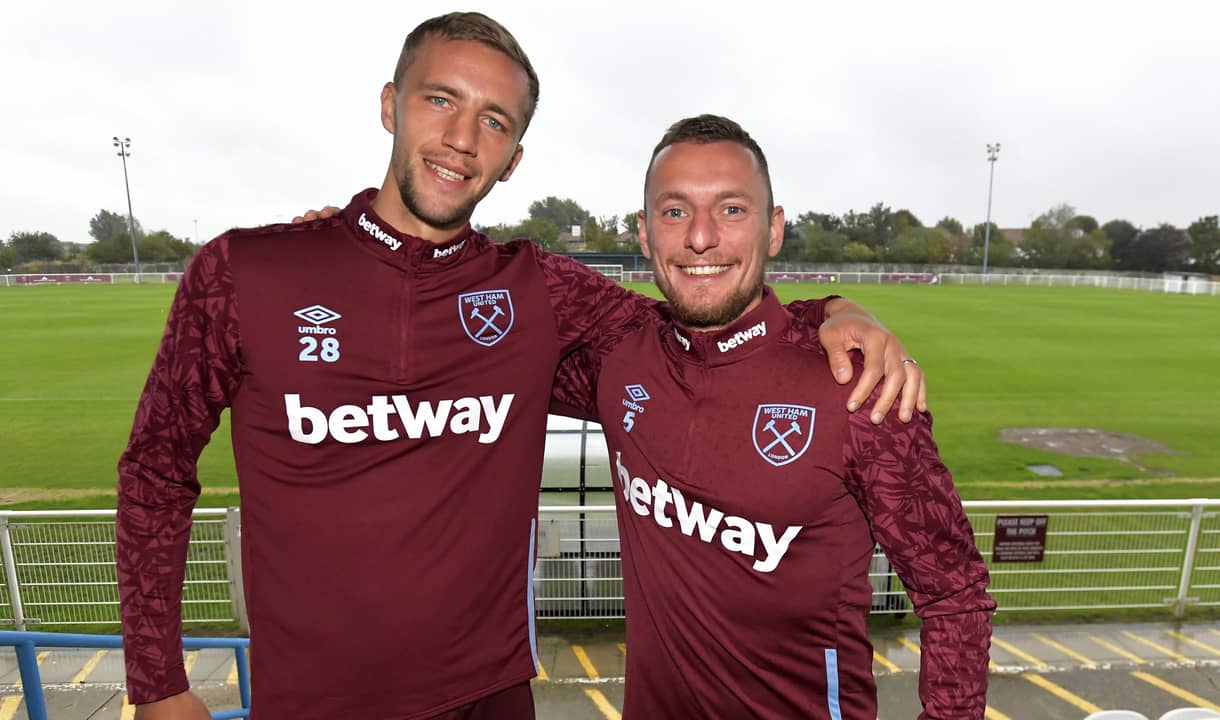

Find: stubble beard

[659,264,765,329]
[396,162,481,231]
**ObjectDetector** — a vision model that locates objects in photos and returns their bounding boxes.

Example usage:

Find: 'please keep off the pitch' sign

[992,515,1049,562]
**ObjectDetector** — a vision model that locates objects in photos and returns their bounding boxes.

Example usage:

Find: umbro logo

[625,384,650,403]
[621,384,650,433]
[294,305,342,326]
[294,305,341,336]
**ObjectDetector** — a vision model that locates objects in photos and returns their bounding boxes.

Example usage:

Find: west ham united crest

[753,404,816,467]
[459,289,514,347]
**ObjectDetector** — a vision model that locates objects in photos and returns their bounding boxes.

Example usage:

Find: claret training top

[116,189,657,719]
[552,287,995,720]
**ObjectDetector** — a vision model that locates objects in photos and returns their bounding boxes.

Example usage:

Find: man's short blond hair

[393,12,540,136]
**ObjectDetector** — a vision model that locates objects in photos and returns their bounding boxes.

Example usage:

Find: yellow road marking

[227,659,238,685]
[992,637,1048,668]
[13,651,50,690]
[897,637,921,655]
[1131,670,1220,711]
[1021,673,1101,714]
[1085,634,1146,665]
[583,688,622,720]
[121,695,136,720]
[183,650,199,676]
[617,643,627,656]
[1032,633,1096,666]
[71,650,108,684]
[873,649,900,672]
[1168,629,1220,657]
[572,645,600,680]
[536,659,549,682]
[0,696,23,720]
[1121,630,1191,663]
[985,706,1015,720]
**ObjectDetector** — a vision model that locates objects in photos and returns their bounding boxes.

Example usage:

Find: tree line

[479,196,641,254]
[775,203,1219,274]
[478,197,1220,275]
[6,200,1217,275]
[1,210,196,272]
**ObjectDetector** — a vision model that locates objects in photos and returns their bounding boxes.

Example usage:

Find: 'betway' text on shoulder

[717,321,766,353]
[285,393,513,445]
[358,213,402,251]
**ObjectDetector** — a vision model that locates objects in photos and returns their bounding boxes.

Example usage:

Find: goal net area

[585,264,624,282]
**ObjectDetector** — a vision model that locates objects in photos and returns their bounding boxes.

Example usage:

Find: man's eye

[725,206,744,215]
[663,208,685,218]
[485,117,503,131]
[427,96,449,107]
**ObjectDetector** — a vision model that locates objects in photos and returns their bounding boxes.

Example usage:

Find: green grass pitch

[2,281,1219,506]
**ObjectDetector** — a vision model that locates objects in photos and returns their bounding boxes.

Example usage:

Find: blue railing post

[235,644,251,710]
[0,631,251,719]
[14,638,49,720]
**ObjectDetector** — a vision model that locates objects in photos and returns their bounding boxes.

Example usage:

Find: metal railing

[0,630,250,719]
[2,500,1218,628]
[0,509,241,629]
[6,270,1218,295]
[0,272,183,286]
[620,270,1220,294]
[966,500,1220,616]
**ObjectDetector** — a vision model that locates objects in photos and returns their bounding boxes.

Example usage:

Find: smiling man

[117,14,927,720]
[552,116,994,719]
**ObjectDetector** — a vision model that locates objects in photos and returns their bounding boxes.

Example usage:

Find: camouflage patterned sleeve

[533,248,659,420]
[842,397,995,720]
[115,238,242,704]
[549,344,602,421]
[783,296,836,329]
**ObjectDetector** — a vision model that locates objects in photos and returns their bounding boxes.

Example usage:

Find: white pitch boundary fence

[5,271,1218,295]
[620,270,1220,295]
[2,499,1217,626]
[0,272,184,286]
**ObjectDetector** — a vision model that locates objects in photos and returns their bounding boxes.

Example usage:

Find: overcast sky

[2,0,1218,246]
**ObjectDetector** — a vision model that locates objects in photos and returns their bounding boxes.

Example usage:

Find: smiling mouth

[680,264,731,277]
[425,160,469,183]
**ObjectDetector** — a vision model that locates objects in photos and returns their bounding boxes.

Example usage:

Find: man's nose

[686,211,719,253]
[442,112,479,155]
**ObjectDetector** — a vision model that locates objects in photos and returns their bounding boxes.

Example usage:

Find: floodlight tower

[113,136,141,282]
[982,142,1001,277]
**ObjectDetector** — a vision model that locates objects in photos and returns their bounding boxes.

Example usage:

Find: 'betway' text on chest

[285,393,513,444]
[615,452,800,573]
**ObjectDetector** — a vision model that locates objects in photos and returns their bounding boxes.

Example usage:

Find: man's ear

[767,205,785,258]
[499,144,524,182]
[380,82,397,135]
[637,209,653,259]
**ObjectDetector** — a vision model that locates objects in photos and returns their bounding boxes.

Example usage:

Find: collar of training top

[666,285,791,366]
[343,188,478,266]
